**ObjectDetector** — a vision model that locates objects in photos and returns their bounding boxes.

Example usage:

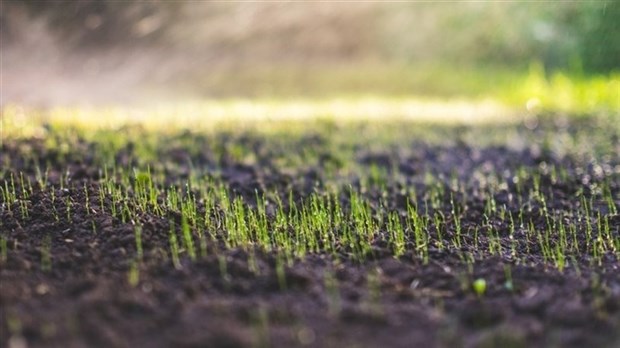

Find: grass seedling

[254,192,271,250]
[247,248,260,275]
[232,196,251,248]
[349,190,374,260]
[40,235,52,272]
[364,268,383,317]
[98,184,106,214]
[181,188,198,228]
[6,314,23,338]
[0,237,7,263]
[318,193,337,254]
[508,212,517,259]
[121,196,132,224]
[128,260,140,287]
[247,208,264,251]
[134,225,143,261]
[59,169,71,191]
[407,202,429,263]
[220,190,241,248]
[202,198,216,243]
[181,214,196,261]
[1,181,13,213]
[166,186,180,213]
[596,211,615,257]
[34,165,49,190]
[19,196,29,220]
[369,163,388,188]
[169,223,182,270]
[9,172,17,205]
[79,184,89,217]
[461,252,475,275]
[554,244,566,272]
[503,264,514,291]
[324,268,341,317]
[198,233,208,259]
[484,215,502,256]
[252,305,271,348]
[133,168,154,213]
[581,195,593,253]
[109,186,119,219]
[473,226,479,250]
[534,220,551,264]
[450,194,462,249]
[218,254,231,289]
[275,254,287,291]
[603,183,617,216]
[49,189,60,223]
[19,172,32,200]
[271,195,290,255]
[387,211,405,257]
[297,195,322,254]
[484,193,497,218]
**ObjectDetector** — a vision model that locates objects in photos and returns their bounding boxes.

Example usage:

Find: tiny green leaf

[473,278,487,296]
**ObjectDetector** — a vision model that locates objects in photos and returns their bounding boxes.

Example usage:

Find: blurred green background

[2,1,618,110]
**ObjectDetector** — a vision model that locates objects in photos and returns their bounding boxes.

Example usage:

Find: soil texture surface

[1,116,619,348]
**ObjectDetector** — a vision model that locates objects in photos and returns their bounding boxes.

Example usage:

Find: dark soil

[1,118,619,348]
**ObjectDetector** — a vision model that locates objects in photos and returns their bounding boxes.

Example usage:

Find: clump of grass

[387,211,405,257]
[407,202,429,263]
[0,174,16,213]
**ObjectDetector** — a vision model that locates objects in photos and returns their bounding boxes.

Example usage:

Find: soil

[1,118,619,348]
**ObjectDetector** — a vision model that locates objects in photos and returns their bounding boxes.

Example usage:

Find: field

[1,103,619,348]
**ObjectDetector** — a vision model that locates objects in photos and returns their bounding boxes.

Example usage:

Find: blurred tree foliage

[13,0,182,48]
[577,1,620,73]
[380,2,619,74]
[6,1,619,73]
[531,0,619,73]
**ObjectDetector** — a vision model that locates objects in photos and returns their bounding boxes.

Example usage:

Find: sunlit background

[1,1,619,129]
